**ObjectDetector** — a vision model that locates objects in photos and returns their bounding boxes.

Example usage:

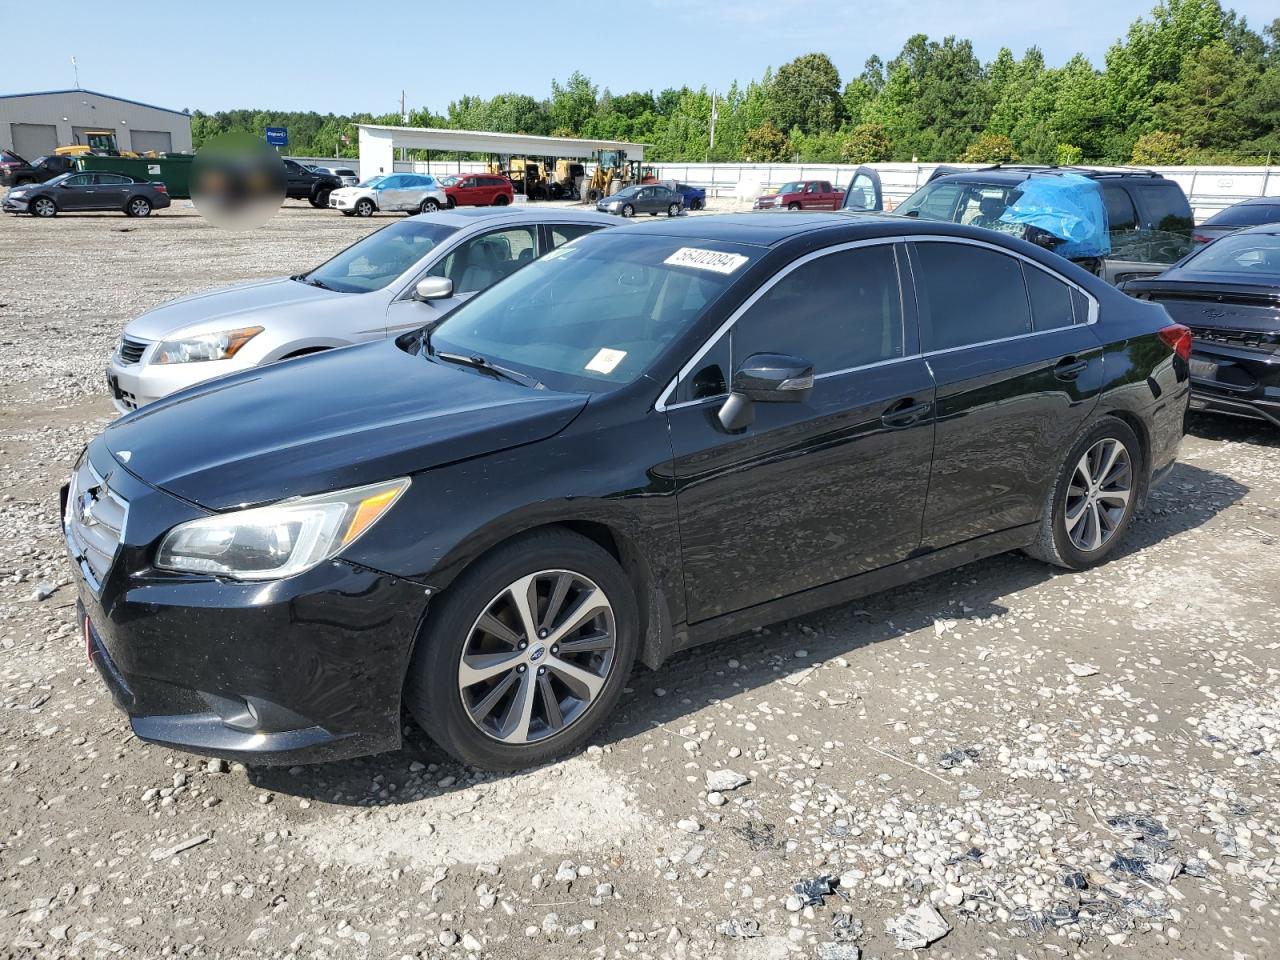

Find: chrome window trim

[654,237,905,412]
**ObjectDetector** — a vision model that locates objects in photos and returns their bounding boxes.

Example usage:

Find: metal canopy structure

[357,124,646,176]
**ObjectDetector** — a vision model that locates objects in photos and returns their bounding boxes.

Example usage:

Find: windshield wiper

[434,351,542,389]
[290,273,335,291]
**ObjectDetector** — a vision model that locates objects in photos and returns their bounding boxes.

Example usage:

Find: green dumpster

[77,154,195,199]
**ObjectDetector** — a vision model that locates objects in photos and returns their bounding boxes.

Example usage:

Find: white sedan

[329,173,448,217]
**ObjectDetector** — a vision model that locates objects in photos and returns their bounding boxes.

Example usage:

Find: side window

[913,242,1031,351]
[1023,264,1076,331]
[1132,182,1192,234]
[549,223,601,248]
[1102,185,1138,231]
[64,174,91,186]
[1070,288,1091,324]
[380,175,403,189]
[731,244,904,375]
[428,226,538,294]
[847,173,876,211]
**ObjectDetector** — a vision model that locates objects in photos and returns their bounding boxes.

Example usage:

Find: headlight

[152,326,263,364]
[156,479,410,580]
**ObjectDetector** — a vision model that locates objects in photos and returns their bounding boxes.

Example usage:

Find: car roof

[1232,222,1280,237]
[618,211,996,247]
[409,207,616,228]
[1227,196,1280,207]
[931,164,1168,188]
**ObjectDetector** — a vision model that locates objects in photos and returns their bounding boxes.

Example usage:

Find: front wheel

[31,196,56,217]
[354,198,375,217]
[404,528,638,770]
[1024,417,1143,570]
[420,198,441,213]
[787,202,801,211]
[310,190,331,209]
[621,203,635,218]
[125,197,152,218]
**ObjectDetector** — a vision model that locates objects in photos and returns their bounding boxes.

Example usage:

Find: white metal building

[358,124,646,177]
[0,89,193,158]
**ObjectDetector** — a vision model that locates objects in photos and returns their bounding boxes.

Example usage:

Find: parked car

[104,208,615,412]
[3,172,170,218]
[329,173,448,217]
[313,166,359,187]
[673,182,706,211]
[754,180,844,211]
[887,166,1194,284]
[68,212,1189,770]
[0,150,77,187]
[444,173,514,208]
[282,158,344,208]
[1121,224,1280,427]
[1192,196,1280,247]
[596,183,682,218]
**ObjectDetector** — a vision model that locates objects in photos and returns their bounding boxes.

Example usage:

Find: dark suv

[889,166,1194,285]
[282,158,344,208]
[0,151,78,188]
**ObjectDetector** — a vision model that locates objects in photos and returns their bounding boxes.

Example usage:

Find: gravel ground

[1,201,1278,960]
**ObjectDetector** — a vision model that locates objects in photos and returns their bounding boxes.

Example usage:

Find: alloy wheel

[129,198,149,216]
[33,198,55,217]
[1064,437,1132,552]
[458,569,616,744]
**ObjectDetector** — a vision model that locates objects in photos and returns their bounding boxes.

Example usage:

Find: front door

[376,175,411,211]
[665,241,936,622]
[907,239,1104,549]
[58,173,96,210]
[842,166,883,213]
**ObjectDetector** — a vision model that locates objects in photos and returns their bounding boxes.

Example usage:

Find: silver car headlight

[156,479,410,580]
[152,326,263,364]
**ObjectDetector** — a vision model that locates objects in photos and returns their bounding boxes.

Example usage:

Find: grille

[64,457,128,592]
[118,336,148,364]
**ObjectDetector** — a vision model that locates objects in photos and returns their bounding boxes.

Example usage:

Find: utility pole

[708,91,718,161]
[71,56,80,89]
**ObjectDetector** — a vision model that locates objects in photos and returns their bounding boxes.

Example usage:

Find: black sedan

[1193,196,1280,248]
[3,171,170,217]
[1122,224,1280,427]
[64,214,1189,771]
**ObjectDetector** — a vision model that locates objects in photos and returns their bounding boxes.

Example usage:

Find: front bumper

[2,196,29,212]
[67,440,431,764]
[1188,342,1280,428]
[105,348,250,413]
[329,194,360,210]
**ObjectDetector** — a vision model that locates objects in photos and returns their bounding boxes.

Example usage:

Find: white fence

[296,157,1280,220]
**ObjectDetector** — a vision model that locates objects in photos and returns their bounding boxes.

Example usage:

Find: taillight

[154,184,167,193]
[1158,323,1193,361]
[1193,233,1214,245]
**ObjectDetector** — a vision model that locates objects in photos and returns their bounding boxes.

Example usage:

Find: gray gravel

[1,202,1278,959]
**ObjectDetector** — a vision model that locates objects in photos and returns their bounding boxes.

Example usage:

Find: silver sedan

[106,207,617,412]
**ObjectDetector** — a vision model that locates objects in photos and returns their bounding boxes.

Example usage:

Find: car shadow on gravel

[243,459,1245,806]
[1186,411,1279,446]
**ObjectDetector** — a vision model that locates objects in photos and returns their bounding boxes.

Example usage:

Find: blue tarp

[998,173,1110,259]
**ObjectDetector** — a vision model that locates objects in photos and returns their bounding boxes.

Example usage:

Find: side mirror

[718,353,814,432]
[413,277,453,302]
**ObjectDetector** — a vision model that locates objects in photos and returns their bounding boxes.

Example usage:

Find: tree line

[191,0,1280,167]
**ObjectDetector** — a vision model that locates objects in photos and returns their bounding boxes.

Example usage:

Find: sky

[5,0,1277,116]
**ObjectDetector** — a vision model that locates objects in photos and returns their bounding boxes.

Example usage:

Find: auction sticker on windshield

[664,248,749,274]
[585,348,627,374]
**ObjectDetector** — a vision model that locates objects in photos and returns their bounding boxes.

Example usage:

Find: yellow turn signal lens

[341,486,405,546]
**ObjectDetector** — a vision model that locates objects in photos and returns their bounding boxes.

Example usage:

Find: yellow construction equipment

[55,130,136,157]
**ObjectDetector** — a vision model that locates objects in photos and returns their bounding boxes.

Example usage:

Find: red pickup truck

[754,179,845,211]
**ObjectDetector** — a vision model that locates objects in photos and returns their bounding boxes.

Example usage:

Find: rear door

[543,222,608,252]
[841,166,883,212]
[664,240,936,621]
[96,173,132,209]
[909,238,1104,548]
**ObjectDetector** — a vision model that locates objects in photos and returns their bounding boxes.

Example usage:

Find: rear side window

[549,223,601,248]
[1102,185,1138,231]
[1023,264,1076,331]
[731,244,904,375]
[1133,182,1192,233]
[913,242,1031,350]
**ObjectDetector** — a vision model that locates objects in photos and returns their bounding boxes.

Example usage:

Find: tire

[404,528,639,770]
[420,197,441,214]
[691,198,703,211]
[1024,416,1143,570]
[787,202,801,211]
[31,196,56,218]
[621,203,635,218]
[125,197,151,218]
[493,195,509,206]
[354,198,375,217]
[446,196,457,209]
[585,187,602,203]
[15,177,34,186]
[667,203,679,217]
[310,190,331,209]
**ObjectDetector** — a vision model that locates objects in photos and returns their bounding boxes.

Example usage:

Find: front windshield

[429,233,755,392]
[1182,232,1280,279]
[357,175,386,188]
[305,219,458,293]
[778,182,802,194]
[613,186,640,198]
[41,173,71,186]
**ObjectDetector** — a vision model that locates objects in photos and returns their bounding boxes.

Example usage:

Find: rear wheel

[125,197,151,218]
[31,196,56,217]
[1024,417,1143,570]
[420,198,441,213]
[690,198,703,211]
[493,195,509,206]
[355,198,375,217]
[310,189,331,209]
[404,528,638,770]
[667,202,680,217]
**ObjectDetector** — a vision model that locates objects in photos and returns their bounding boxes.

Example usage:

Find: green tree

[1131,130,1188,163]
[840,123,892,163]
[549,72,598,135]
[742,121,790,162]
[961,133,1019,162]
[766,53,844,135]
[1154,40,1253,152]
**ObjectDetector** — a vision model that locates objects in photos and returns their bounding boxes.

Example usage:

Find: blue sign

[265,127,288,147]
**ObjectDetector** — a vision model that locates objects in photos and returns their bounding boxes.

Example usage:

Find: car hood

[102,340,588,510]
[124,277,346,341]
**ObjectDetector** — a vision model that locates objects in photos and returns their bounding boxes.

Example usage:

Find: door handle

[1054,357,1088,380]
[881,398,931,428]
